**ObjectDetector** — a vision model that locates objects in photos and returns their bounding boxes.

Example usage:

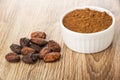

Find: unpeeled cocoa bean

[20,37,30,47]
[10,44,22,54]
[43,52,61,62]
[31,31,46,39]
[31,38,48,46]
[21,47,35,55]
[39,47,51,59]
[30,43,42,52]
[22,54,38,64]
[48,40,61,52]
[5,53,20,63]
[31,54,39,61]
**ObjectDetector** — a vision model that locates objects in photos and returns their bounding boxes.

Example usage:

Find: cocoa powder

[63,8,112,33]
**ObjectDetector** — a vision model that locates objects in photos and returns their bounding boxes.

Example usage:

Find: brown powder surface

[63,8,112,33]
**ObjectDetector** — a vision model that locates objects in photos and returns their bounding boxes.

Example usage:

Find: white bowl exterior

[61,24,114,53]
[60,6,115,53]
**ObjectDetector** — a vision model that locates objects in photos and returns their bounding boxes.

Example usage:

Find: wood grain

[0,0,120,80]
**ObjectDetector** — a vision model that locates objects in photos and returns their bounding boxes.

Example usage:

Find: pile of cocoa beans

[5,31,61,64]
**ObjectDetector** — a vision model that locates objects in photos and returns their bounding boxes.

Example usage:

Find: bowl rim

[60,6,115,36]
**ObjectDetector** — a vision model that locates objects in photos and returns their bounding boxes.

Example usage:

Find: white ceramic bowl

[60,6,115,53]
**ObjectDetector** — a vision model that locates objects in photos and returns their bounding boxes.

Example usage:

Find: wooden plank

[0,0,120,80]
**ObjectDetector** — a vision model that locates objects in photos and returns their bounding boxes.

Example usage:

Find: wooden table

[0,0,120,80]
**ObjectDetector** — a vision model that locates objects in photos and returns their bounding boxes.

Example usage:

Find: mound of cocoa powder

[63,8,112,33]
